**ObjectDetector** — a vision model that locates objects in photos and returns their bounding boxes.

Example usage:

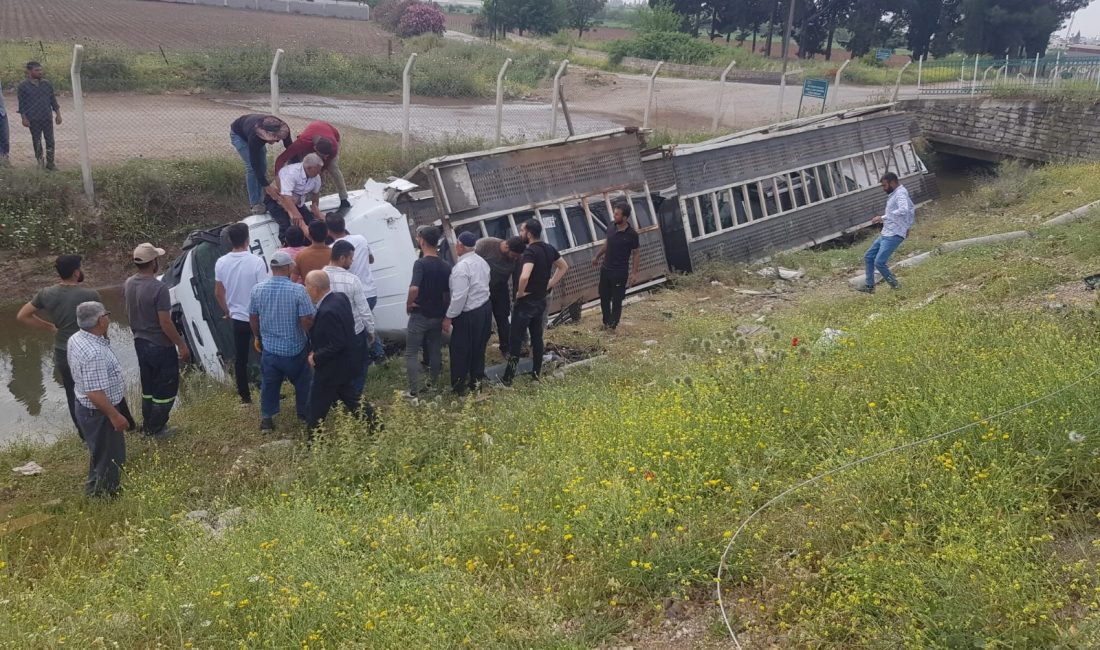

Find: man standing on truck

[230,113,291,214]
[17,61,61,170]
[215,222,269,406]
[592,202,640,332]
[856,172,915,294]
[265,153,324,240]
[275,120,352,209]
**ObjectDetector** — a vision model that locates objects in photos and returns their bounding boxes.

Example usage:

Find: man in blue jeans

[857,172,915,294]
[249,251,316,433]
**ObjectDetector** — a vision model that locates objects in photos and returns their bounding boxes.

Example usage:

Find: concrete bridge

[899,98,1100,163]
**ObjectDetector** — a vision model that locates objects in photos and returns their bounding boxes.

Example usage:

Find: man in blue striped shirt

[249,251,315,433]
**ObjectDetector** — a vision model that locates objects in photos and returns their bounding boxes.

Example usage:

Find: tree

[958,0,1087,57]
[565,0,606,38]
[650,0,707,36]
[842,0,899,57]
[899,0,961,59]
[397,3,446,37]
[631,1,684,32]
[482,0,566,37]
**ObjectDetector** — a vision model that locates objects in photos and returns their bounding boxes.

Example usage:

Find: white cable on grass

[716,365,1100,649]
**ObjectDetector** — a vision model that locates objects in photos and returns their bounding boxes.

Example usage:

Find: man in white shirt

[264,152,324,241]
[324,239,377,396]
[443,231,492,395]
[857,172,915,294]
[215,222,270,404]
[326,212,385,363]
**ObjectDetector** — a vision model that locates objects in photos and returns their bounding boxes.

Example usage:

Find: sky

[1068,1,1100,38]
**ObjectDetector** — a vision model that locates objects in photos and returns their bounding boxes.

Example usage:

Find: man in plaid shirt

[249,251,316,433]
[324,239,376,397]
[68,301,133,497]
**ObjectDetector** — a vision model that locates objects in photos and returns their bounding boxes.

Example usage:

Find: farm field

[1,0,394,53]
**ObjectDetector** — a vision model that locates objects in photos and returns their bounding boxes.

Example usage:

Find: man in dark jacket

[303,270,371,433]
[17,61,61,170]
[230,114,292,214]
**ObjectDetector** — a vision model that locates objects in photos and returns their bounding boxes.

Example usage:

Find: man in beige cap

[124,243,190,439]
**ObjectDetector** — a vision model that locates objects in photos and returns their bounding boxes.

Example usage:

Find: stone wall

[899,98,1100,163]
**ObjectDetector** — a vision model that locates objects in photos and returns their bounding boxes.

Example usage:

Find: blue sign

[802,78,829,100]
[876,48,893,62]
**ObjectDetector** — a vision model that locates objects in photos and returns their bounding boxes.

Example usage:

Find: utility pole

[775,0,797,117]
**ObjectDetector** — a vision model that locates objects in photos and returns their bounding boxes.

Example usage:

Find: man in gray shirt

[124,243,190,438]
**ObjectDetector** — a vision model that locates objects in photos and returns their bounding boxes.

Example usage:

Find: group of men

[2,61,63,169]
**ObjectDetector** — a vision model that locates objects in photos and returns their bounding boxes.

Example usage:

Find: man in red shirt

[274,121,351,208]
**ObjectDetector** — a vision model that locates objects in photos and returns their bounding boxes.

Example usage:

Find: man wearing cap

[249,251,316,434]
[16,255,101,439]
[124,243,191,439]
[443,232,492,395]
[230,113,292,214]
[265,153,324,241]
[275,120,351,209]
[215,222,269,405]
[68,301,131,497]
[324,240,376,397]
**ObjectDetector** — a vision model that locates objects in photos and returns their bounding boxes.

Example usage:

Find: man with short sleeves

[502,218,569,386]
[404,226,451,397]
[264,154,324,240]
[856,172,916,293]
[444,232,492,395]
[68,302,131,497]
[327,213,385,363]
[324,240,377,396]
[475,235,525,358]
[592,202,641,331]
[125,243,191,439]
[275,120,352,208]
[16,255,100,439]
[249,251,316,433]
[215,222,269,405]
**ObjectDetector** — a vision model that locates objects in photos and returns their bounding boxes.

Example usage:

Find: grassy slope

[3,163,1100,647]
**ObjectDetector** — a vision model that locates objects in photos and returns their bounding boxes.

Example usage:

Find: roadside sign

[876,48,893,62]
[802,78,829,100]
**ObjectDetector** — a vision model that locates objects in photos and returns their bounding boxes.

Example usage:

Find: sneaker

[250,203,266,215]
[260,417,275,434]
[402,390,418,400]
[854,285,875,294]
[888,281,901,290]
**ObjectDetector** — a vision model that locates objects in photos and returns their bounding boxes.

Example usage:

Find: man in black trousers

[16,61,61,170]
[303,270,372,433]
[592,201,640,332]
[443,231,493,395]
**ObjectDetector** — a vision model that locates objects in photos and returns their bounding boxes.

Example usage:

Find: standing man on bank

[215,222,269,405]
[327,213,385,363]
[502,218,569,386]
[475,235,525,358]
[16,61,61,170]
[857,172,915,294]
[68,302,130,497]
[230,113,292,215]
[592,202,640,332]
[16,255,101,439]
[304,270,372,432]
[404,226,451,398]
[275,120,352,209]
[249,251,315,433]
[444,232,492,395]
[324,240,377,396]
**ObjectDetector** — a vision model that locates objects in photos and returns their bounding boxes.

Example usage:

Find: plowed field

[1,0,394,53]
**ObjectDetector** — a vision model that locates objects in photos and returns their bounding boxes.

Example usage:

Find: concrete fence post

[270,48,284,115]
[495,58,512,146]
[643,61,664,130]
[1032,53,1040,86]
[402,52,417,153]
[832,59,850,108]
[915,56,923,95]
[892,60,911,101]
[549,59,569,137]
[70,44,94,202]
[1053,51,1062,88]
[712,60,736,132]
[970,54,979,95]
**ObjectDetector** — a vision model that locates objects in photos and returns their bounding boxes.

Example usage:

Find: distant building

[1068,43,1100,56]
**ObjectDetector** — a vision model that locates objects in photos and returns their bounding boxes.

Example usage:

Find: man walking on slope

[856,172,915,294]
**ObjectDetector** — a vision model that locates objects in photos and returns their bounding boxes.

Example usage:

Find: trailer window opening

[564,205,594,247]
[483,216,512,240]
[533,207,570,251]
[700,193,718,235]
[716,189,735,230]
[684,199,700,238]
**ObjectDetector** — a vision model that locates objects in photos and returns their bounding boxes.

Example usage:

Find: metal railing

[916,53,1100,96]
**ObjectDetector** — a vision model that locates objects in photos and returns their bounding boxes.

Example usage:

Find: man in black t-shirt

[592,201,641,331]
[404,226,452,397]
[502,218,569,386]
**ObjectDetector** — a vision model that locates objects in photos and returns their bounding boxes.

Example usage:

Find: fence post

[402,52,417,153]
[712,60,736,132]
[832,59,850,108]
[643,61,664,130]
[916,56,924,95]
[970,54,979,95]
[70,44,94,202]
[1032,53,1040,86]
[270,48,284,115]
[549,59,569,137]
[495,58,512,146]
[891,60,911,101]
[1053,51,1062,88]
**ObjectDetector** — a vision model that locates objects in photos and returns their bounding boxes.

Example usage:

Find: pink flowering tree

[397,3,446,38]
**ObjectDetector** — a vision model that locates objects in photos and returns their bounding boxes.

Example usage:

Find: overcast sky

[1069,1,1100,38]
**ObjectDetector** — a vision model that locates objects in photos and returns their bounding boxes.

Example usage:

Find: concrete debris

[1043,301,1067,311]
[1064,188,1082,196]
[710,280,725,286]
[183,507,249,539]
[258,439,294,452]
[11,461,44,476]
[757,266,804,280]
[184,510,210,522]
[815,328,847,348]
[736,324,767,338]
[643,340,658,346]
[938,231,1030,253]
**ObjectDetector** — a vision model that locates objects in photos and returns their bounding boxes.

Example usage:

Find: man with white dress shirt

[443,231,492,395]
[324,239,377,396]
[856,172,915,293]
[264,153,324,240]
[326,212,385,364]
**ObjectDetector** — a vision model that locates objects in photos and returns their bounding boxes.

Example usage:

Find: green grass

[4,162,1100,646]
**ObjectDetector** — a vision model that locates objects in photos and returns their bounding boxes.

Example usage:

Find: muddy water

[0,287,138,447]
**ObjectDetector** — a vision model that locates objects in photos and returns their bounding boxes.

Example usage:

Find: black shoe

[260,417,275,434]
[854,285,875,294]
[888,281,901,290]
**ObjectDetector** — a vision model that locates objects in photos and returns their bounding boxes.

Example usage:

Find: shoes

[401,390,418,400]
[260,417,275,434]
[854,285,875,294]
[888,281,901,290]
[250,203,266,216]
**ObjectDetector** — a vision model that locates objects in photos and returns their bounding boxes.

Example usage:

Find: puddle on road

[0,287,138,447]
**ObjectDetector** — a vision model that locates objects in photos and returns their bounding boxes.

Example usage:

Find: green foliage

[563,0,606,37]
[629,0,684,33]
[607,30,722,65]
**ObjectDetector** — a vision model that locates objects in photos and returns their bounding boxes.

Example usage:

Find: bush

[374,0,418,32]
[397,3,446,38]
[607,31,722,66]
[629,0,683,33]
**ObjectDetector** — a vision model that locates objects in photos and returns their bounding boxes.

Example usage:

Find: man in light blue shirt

[0,78,9,163]
[857,172,915,293]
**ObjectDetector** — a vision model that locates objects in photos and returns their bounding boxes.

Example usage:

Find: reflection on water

[0,286,138,447]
